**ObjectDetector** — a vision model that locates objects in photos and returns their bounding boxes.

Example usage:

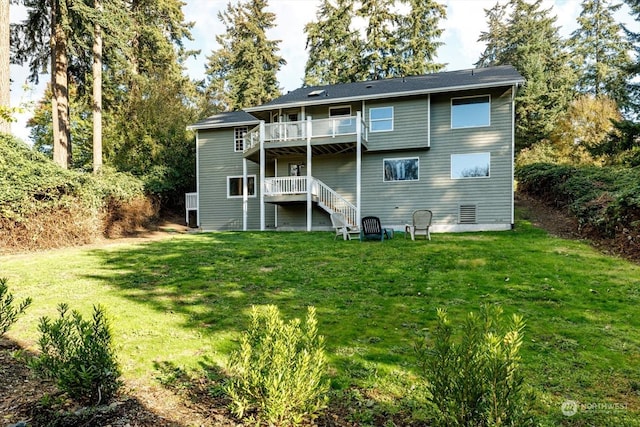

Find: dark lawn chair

[360,216,393,241]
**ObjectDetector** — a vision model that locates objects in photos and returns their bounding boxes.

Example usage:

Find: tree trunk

[92,0,103,173]
[0,0,10,135]
[51,0,71,168]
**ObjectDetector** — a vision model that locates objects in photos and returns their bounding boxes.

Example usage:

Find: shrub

[0,135,156,251]
[226,305,329,426]
[416,305,535,427]
[0,277,32,336]
[29,303,122,404]
[516,163,640,238]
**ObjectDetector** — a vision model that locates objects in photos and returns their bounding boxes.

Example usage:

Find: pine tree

[358,0,402,80]
[206,0,285,111]
[12,0,122,168]
[396,0,446,76]
[304,0,446,84]
[622,0,640,111]
[0,0,10,134]
[475,2,508,68]
[476,0,575,150]
[303,0,362,86]
[569,0,632,109]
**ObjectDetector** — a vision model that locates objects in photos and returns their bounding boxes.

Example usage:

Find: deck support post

[356,111,362,228]
[306,116,312,232]
[260,121,266,231]
[242,157,248,231]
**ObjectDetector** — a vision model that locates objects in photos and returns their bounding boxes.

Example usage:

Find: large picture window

[370,106,394,132]
[227,175,256,198]
[383,157,419,182]
[451,95,490,129]
[451,153,490,179]
[234,127,248,152]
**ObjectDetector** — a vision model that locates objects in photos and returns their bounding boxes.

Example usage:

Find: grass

[2,217,639,426]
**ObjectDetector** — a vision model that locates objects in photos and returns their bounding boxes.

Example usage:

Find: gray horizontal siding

[197,129,275,230]
[359,87,514,228]
[197,86,515,231]
[364,97,429,151]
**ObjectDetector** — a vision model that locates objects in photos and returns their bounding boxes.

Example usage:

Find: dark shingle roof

[246,65,524,112]
[187,110,259,130]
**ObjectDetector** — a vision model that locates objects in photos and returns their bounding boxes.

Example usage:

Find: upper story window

[329,106,351,117]
[227,175,256,198]
[370,106,394,132]
[234,127,248,152]
[451,95,490,129]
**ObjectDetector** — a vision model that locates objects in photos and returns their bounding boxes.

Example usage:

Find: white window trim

[450,152,491,180]
[382,156,419,182]
[329,105,352,117]
[234,126,248,152]
[370,106,394,133]
[451,95,491,129]
[227,175,257,198]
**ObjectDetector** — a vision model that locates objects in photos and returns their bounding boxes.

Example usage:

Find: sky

[8,0,637,143]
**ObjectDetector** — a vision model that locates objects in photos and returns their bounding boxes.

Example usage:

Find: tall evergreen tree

[475,2,508,68]
[358,0,402,80]
[0,0,10,134]
[396,0,446,76]
[92,0,103,172]
[12,0,122,168]
[622,0,640,111]
[569,0,632,109]
[476,0,575,150]
[303,0,362,86]
[206,0,285,111]
[304,0,446,84]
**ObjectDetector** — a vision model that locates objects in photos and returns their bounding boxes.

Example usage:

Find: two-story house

[187,65,524,233]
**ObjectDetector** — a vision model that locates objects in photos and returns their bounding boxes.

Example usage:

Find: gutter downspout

[511,84,516,229]
[195,132,201,227]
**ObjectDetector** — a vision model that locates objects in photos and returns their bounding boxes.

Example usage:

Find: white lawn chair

[405,209,432,241]
[330,212,359,240]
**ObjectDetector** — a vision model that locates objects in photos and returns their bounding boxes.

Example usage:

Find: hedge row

[0,134,157,251]
[515,163,640,238]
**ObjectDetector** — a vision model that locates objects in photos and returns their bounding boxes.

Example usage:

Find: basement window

[227,175,256,198]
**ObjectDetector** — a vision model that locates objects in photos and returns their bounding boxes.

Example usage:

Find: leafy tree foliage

[206,0,285,111]
[304,0,446,84]
[549,95,621,165]
[568,0,632,110]
[476,0,575,151]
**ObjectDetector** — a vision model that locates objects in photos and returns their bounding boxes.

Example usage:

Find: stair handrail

[313,178,358,228]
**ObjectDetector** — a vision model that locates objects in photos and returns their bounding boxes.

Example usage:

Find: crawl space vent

[459,204,477,224]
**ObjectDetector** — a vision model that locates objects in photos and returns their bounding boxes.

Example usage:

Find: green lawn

[2,218,639,426]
